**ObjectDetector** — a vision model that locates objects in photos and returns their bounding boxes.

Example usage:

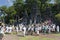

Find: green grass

[41,38,55,40]
[19,36,55,40]
[53,33,60,36]
[11,32,57,40]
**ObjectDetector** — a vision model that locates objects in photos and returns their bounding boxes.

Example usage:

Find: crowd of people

[0,21,60,37]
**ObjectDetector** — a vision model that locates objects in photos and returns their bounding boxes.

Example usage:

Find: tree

[25,0,42,24]
[55,13,60,25]
[55,14,60,22]
[7,6,16,24]
[13,0,25,18]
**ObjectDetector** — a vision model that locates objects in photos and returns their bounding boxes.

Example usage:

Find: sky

[0,0,55,7]
[0,0,13,7]
[49,0,56,4]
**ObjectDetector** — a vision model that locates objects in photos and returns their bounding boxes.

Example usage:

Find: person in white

[31,25,34,35]
[35,25,39,35]
[12,25,15,31]
[52,24,56,32]
[19,24,23,31]
[0,25,5,36]
[0,25,5,40]
[36,27,40,35]
[48,25,51,33]
[16,26,19,33]
[23,26,26,36]
[9,26,12,33]
[5,25,9,33]
[39,25,42,32]
[28,25,31,31]
[57,25,59,33]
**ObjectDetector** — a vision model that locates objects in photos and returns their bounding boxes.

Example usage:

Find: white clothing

[0,27,4,34]
[39,27,42,30]
[16,27,19,32]
[57,26,59,32]
[48,26,51,33]
[28,27,31,31]
[23,27,26,36]
[19,24,23,31]
[36,27,39,34]
[9,27,12,33]
[5,26,9,32]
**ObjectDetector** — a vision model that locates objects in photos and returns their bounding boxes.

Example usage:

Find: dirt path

[2,34,19,40]
[2,33,60,40]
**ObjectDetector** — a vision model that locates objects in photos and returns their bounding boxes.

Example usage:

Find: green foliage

[55,13,60,22]
[13,0,25,17]
[0,6,8,13]
[1,0,60,24]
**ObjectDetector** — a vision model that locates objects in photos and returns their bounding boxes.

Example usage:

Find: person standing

[19,24,23,31]
[48,25,51,33]
[52,24,56,32]
[5,25,9,33]
[9,25,12,33]
[42,24,47,34]
[39,25,42,33]
[57,25,59,33]
[23,26,26,36]
[16,26,19,34]
[0,25,5,40]
[36,26,40,35]
[31,26,34,35]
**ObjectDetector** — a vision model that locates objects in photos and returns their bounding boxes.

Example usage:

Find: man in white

[57,25,59,33]
[23,26,26,36]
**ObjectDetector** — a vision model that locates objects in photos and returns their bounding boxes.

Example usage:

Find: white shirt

[23,27,26,31]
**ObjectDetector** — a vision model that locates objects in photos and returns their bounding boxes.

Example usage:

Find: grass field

[53,33,60,36]
[19,36,55,40]
[6,32,60,40]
